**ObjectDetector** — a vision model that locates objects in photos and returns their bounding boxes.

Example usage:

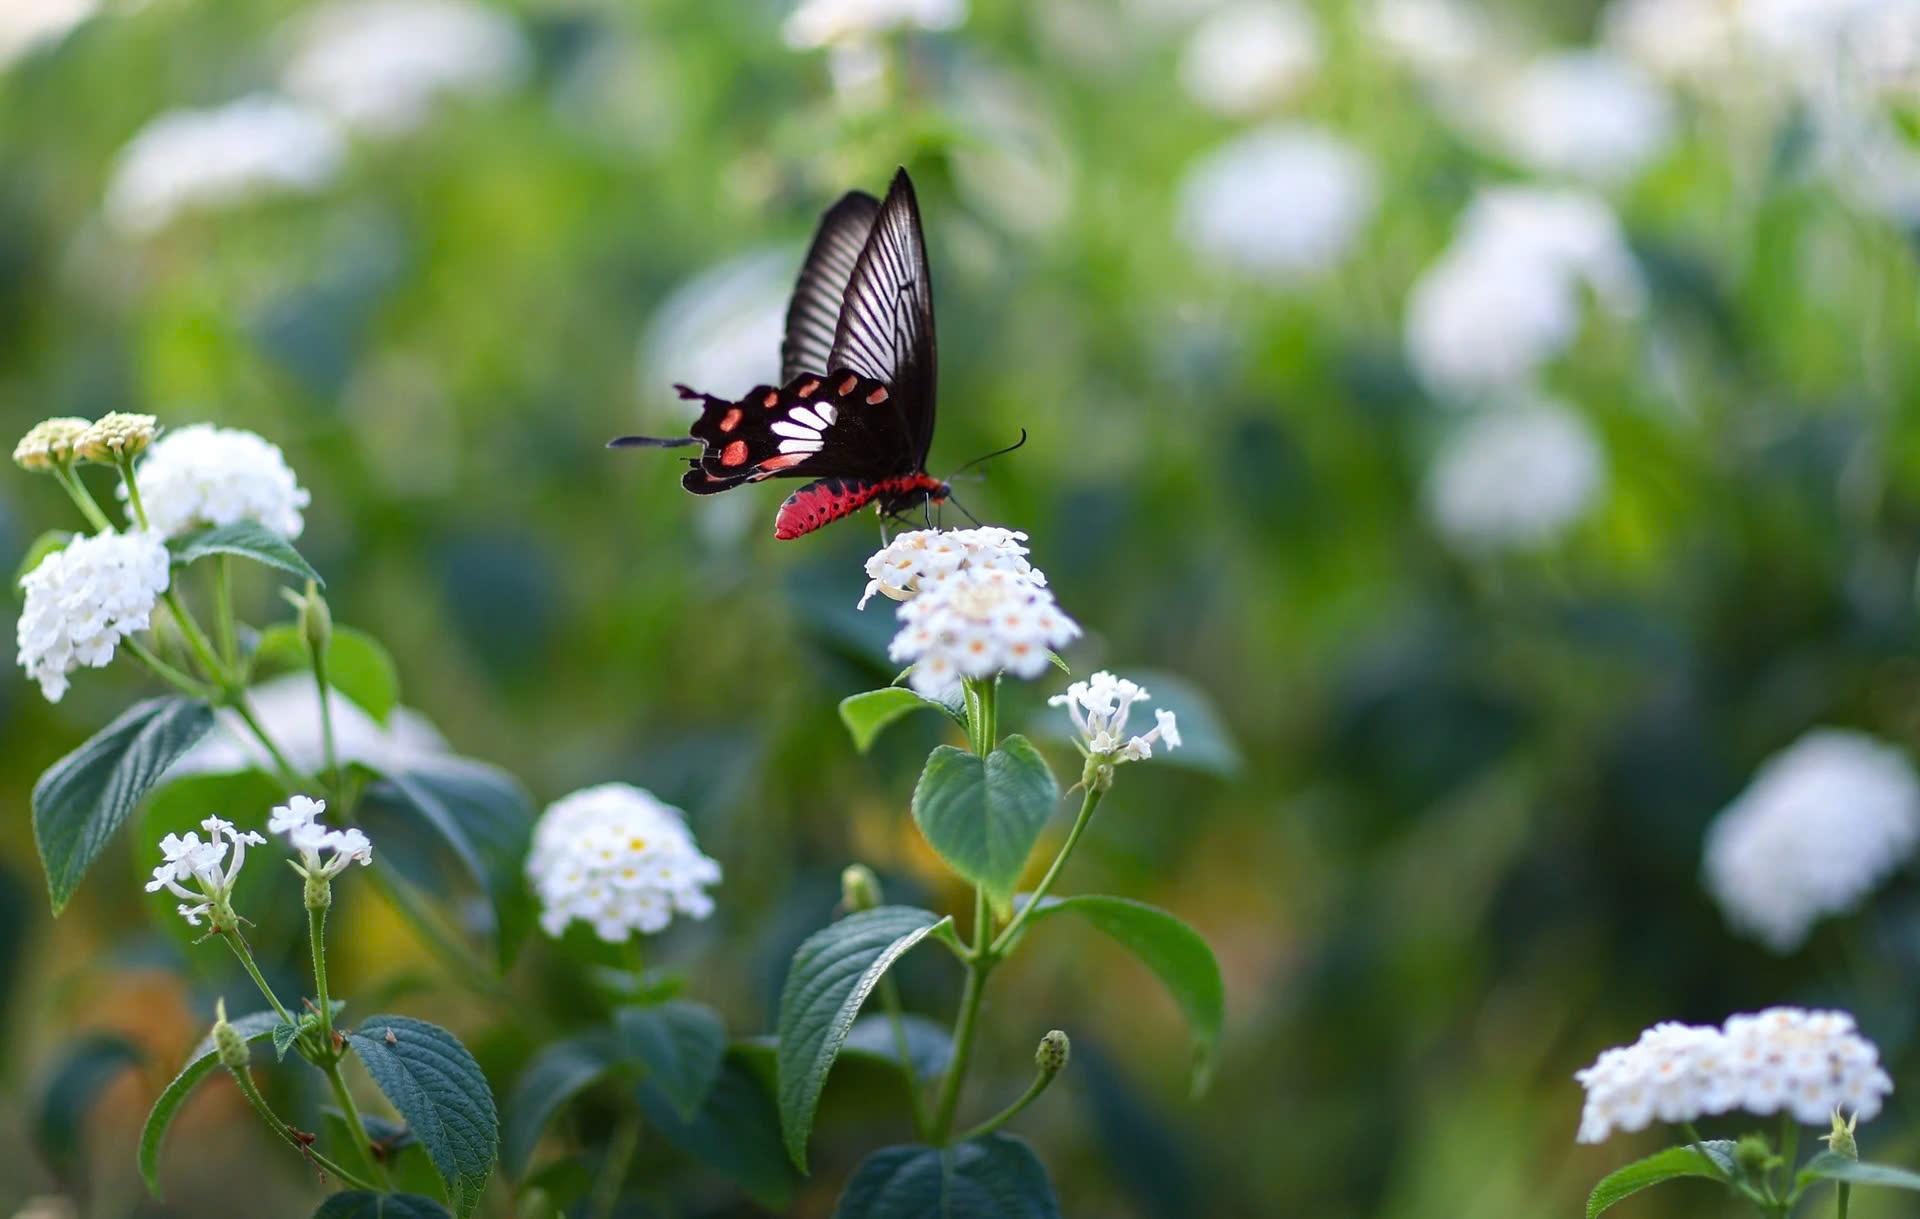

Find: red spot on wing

[762,390,779,408]
[837,374,858,395]
[866,386,889,404]
[796,378,820,398]
[758,453,807,472]
[718,408,742,433]
[720,440,749,467]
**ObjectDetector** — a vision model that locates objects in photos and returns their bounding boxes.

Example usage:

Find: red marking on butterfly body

[773,473,948,540]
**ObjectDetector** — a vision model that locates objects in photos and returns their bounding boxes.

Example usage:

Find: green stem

[877,971,929,1138]
[589,1113,642,1219]
[165,589,230,686]
[322,1058,394,1191]
[53,464,115,533]
[1839,1182,1851,1219]
[929,950,989,1143]
[956,1060,1058,1142]
[313,643,341,795]
[125,638,219,702]
[222,929,296,1027]
[226,1063,378,1191]
[213,556,238,671]
[990,784,1103,956]
[117,455,151,531]
[308,903,334,1042]
[1780,1114,1798,1193]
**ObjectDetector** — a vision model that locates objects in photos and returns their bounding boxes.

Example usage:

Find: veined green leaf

[615,1000,726,1120]
[501,1033,621,1180]
[833,1135,1060,1219]
[140,1009,282,1196]
[1588,1142,1735,1218]
[910,737,1059,903]
[838,687,957,752]
[347,1015,498,1218]
[170,521,323,585]
[1797,1151,1920,1192]
[311,1192,452,1218]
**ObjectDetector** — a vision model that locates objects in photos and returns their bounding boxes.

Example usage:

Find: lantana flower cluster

[1575,1008,1894,1144]
[16,530,171,702]
[146,815,266,928]
[860,528,1080,699]
[525,783,722,942]
[1051,671,1180,785]
[269,795,374,878]
[126,423,312,539]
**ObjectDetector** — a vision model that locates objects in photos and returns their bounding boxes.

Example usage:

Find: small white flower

[1368,0,1491,80]
[16,530,171,702]
[281,0,529,136]
[1486,50,1674,185]
[1704,729,1920,953]
[1177,124,1378,280]
[1178,1,1320,117]
[123,424,312,539]
[526,783,722,942]
[270,796,374,878]
[859,526,1039,608]
[1051,671,1182,772]
[146,816,265,927]
[782,0,964,49]
[1423,399,1607,552]
[104,94,345,236]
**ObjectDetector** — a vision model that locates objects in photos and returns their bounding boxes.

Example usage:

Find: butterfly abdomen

[774,472,946,540]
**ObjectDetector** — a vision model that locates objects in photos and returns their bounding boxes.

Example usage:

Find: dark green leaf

[502,1033,621,1180]
[834,1135,1060,1219]
[13,529,71,595]
[271,1001,346,1062]
[910,737,1059,903]
[616,1000,726,1120]
[312,1192,452,1219]
[1797,1152,1920,1192]
[1022,896,1223,1096]
[36,1033,142,1183]
[140,1010,281,1196]
[635,1055,796,1211]
[1587,1143,1735,1218]
[838,687,956,752]
[777,906,951,1171]
[33,696,216,914]
[363,757,534,968]
[347,1015,499,1218]
[170,520,323,585]
[843,1013,954,1080]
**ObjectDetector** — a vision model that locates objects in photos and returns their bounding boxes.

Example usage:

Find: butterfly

[612,168,948,540]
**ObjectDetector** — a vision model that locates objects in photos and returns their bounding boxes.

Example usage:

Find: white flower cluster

[104,95,344,236]
[1423,398,1607,552]
[269,795,373,877]
[1704,729,1920,953]
[1576,1008,1894,1143]
[126,424,311,539]
[147,816,265,927]
[16,530,171,702]
[782,0,964,49]
[1178,1,1320,117]
[1484,50,1673,186]
[526,783,722,942]
[1052,671,1180,763]
[860,528,1080,699]
[1405,186,1642,402]
[1177,124,1378,281]
[281,0,529,136]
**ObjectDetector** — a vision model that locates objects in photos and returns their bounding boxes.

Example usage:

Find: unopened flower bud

[841,864,883,912]
[13,417,91,471]
[77,412,158,463]
[1823,1109,1859,1160]
[212,998,250,1069]
[296,580,331,655]
[1035,1029,1070,1076]
[1733,1133,1775,1177]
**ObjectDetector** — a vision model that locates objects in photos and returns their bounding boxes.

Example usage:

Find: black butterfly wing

[827,169,937,467]
[782,190,881,384]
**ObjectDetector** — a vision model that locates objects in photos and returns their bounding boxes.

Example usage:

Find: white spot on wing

[816,402,838,425]
[771,420,821,440]
[788,405,828,430]
[778,438,824,453]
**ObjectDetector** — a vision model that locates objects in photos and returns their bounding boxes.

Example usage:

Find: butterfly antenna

[943,488,984,528]
[946,429,1028,481]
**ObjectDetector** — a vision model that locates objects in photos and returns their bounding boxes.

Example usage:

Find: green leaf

[616,1000,726,1120]
[502,1033,621,1180]
[1021,896,1223,1096]
[346,1015,499,1219]
[271,1001,346,1062]
[838,687,955,752]
[834,1135,1060,1219]
[253,623,401,725]
[140,1009,282,1196]
[910,738,1059,903]
[13,529,72,595]
[1587,1143,1735,1218]
[1797,1152,1920,1192]
[33,696,216,914]
[36,1033,143,1184]
[362,757,535,968]
[312,1193,452,1219]
[169,520,323,585]
[843,1013,954,1080]
[777,906,952,1171]
[635,1055,796,1211]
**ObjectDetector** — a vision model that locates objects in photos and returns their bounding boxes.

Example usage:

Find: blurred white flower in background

[170,675,450,779]
[1703,728,1920,953]
[1487,51,1673,185]
[1368,0,1492,80]
[640,248,790,405]
[280,0,528,136]
[0,0,96,72]
[947,62,1074,234]
[526,783,722,941]
[103,95,344,236]
[16,530,171,702]
[1178,1,1320,117]
[1406,186,1641,401]
[1603,0,1746,88]
[124,424,311,539]
[1575,1008,1893,1143]
[783,0,964,104]
[1177,124,1378,280]
[1423,399,1606,552]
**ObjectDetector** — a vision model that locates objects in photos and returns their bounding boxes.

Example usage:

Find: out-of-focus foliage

[5,0,1920,1215]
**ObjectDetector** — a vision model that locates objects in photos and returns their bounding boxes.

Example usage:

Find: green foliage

[502,1033,620,1180]
[1797,1152,1920,1192]
[838,686,957,752]
[615,1000,726,1119]
[777,906,953,1170]
[32,695,215,913]
[346,1015,499,1219]
[35,1033,142,1184]
[311,1193,452,1219]
[910,737,1059,903]
[140,1009,282,1195]
[12,528,71,594]
[834,1135,1060,1219]
[843,1013,955,1079]
[636,1055,798,1211]
[273,999,347,1062]
[1020,896,1223,1095]
[1586,1143,1735,1218]
[254,623,402,723]
[169,520,323,584]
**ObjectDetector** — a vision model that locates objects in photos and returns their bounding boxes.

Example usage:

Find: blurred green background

[5,0,1920,1215]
